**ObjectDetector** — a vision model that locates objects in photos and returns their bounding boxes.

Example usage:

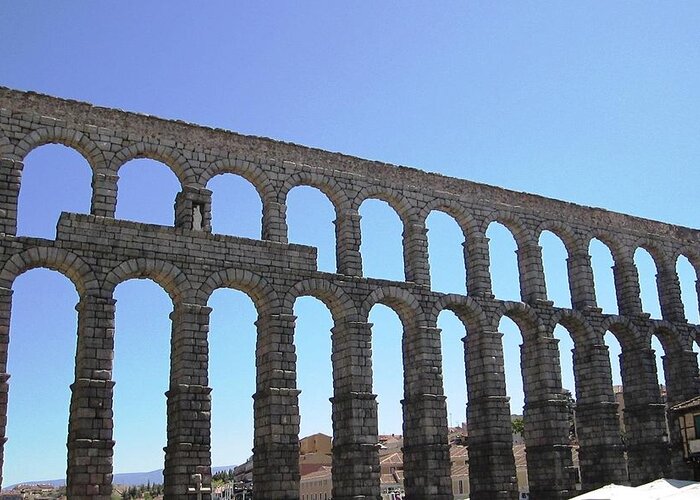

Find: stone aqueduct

[0,87,698,500]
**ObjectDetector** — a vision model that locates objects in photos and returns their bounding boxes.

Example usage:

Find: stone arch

[420,200,474,294]
[103,258,193,303]
[429,294,485,332]
[536,221,581,307]
[354,186,419,282]
[279,170,350,217]
[600,316,641,351]
[282,174,347,273]
[199,157,274,202]
[673,247,700,322]
[352,185,415,226]
[197,268,280,315]
[480,210,535,249]
[12,126,108,173]
[418,198,478,238]
[112,142,194,187]
[630,237,669,271]
[631,239,669,319]
[648,322,686,355]
[360,285,424,327]
[0,248,99,296]
[592,234,645,317]
[283,278,358,322]
[481,212,532,302]
[674,247,700,282]
[534,220,581,257]
[584,232,622,311]
[690,325,700,349]
[492,301,542,339]
[677,246,700,276]
[588,231,627,264]
[550,309,597,346]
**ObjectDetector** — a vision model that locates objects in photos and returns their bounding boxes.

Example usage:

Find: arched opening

[634,248,662,319]
[208,288,257,469]
[539,231,571,308]
[294,296,334,438]
[498,316,524,417]
[4,269,78,486]
[426,211,466,294]
[676,255,699,324]
[207,173,262,239]
[116,159,181,226]
[651,334,667,389]
[17,144,92,238]
[497,315,526,494]
[369,304,404,435]
[438,309,467,428]
[604,331,624,387]
[554,324,576,402]
[360,200,404,281]
[288,187,336,273]
[603,331,625,437]
[487,222,520,302]
[589,239,618,314]
[113,279,172,475]
[553,324,577,443]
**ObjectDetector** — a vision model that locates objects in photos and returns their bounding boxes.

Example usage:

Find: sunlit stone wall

[0,87,698,500]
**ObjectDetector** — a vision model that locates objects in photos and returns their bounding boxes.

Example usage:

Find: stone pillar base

[66,438,115,500]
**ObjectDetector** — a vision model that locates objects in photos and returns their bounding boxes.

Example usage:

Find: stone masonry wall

[0,87,699,499]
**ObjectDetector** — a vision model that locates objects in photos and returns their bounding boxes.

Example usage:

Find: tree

[511,417,524,435]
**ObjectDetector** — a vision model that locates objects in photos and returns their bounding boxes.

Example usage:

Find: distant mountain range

[5,466,236,491]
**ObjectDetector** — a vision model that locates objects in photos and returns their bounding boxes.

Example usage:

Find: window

[459,480,463,494]
[694,414,700,437]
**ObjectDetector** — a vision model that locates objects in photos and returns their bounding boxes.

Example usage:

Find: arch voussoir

[113,142,194,187]
[14,126,107,172]
[103,258,193,303]
[0,247,98,296]
[280,170,349,215]
[197,268,280,314]
[284,278,358,321]
[430,293,485,331]
[200,157,273,201]
[360,285,425,326]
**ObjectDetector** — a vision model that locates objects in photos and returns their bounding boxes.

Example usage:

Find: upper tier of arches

[1,113,699,331]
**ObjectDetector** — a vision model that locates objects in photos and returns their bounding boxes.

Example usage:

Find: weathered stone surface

[0,87,698,499]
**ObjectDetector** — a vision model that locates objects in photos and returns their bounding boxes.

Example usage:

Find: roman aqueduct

[0,88,698,499]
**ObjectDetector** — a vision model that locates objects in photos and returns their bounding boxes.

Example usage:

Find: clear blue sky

[2,1,700,486]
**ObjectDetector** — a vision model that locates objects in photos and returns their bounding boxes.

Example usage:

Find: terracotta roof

[452,465,469,478]
[379,451,403,466]
[513,443,527,468]
[378,434,403,445]
[670,395,700,412]
[299,452,333,464]
[380,473,399,485]
[301,466,332,480]
[300,462,329,476]
[380,451,404,465]
[450,444,468,460]
[300,432,332,440]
